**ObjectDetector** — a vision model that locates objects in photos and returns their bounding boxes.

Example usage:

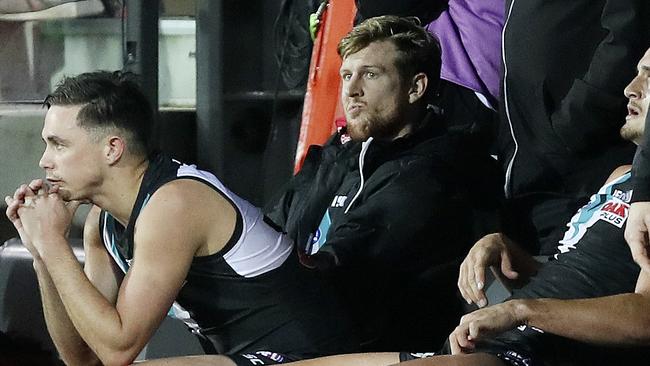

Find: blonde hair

[338,15,441,92]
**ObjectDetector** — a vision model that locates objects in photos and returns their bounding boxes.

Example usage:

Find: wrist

[33,234,70,258]
[510,299,533,325]
[32,256,47,272]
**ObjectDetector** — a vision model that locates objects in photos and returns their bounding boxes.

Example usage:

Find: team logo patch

[310,228,322,245]
[599,200,629,228]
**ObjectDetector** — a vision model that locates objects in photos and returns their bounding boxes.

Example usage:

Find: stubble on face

[341,41,412,142]
[620,120,644,143]
[345,100,409,141]
[621,49,650,144]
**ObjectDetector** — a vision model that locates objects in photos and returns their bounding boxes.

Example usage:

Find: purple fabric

[426,0,504,106]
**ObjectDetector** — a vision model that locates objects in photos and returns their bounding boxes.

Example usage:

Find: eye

[341,73,352,81]
[365,71,377,79]
[48,140,65,151]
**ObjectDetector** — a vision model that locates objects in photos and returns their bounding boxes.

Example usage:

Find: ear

[408,72,428,104]
[103,135,126,165]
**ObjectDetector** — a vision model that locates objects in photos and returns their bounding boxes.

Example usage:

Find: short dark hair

[44,71,154,157]
[338,15,442,98]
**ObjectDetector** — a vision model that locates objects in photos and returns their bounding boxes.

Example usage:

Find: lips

[346,103,365,117]
[627,103,640,117]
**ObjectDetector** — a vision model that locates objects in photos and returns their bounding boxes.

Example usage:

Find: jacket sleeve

[264,144,324,231]
[552,0,648,153]
[317,161,485,270]
[264,133,347,240]
[632,113,650,202]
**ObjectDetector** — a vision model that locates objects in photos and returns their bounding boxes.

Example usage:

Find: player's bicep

[83,206,122,305]
[112,191,202,345]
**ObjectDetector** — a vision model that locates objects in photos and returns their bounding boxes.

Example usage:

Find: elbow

[628,323,650,347]
[98,351,139,366]
[58,347,103,366]
[624,295,650,347]
[94,344,142,366]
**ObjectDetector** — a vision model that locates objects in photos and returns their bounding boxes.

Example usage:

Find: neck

[90,156,149,226]
[390,104,432,141]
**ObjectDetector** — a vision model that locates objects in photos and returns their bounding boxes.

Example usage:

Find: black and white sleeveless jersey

[99,154,356,356]
[480,171,647,365]
[511,171,639,301]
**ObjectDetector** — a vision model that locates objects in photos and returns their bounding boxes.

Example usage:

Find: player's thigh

[283,353,399,366]
[398,353,506,366]
[134,355,236,366]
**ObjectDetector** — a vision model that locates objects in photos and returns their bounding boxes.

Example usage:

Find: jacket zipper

[345,137,374,214]
[502,0,518,199]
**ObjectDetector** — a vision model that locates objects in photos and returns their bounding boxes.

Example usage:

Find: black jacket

[499,0,647,199]
[265,117,501,350]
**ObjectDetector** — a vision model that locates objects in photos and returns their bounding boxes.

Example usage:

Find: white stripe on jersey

[556,172,631,256]
[177,164,293,278]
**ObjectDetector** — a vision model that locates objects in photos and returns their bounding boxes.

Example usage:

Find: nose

[39,147,52,170]
[342,74,363,98]
[624,75,645,100]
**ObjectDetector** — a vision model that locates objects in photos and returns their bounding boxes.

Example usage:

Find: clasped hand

[4,179,80,259]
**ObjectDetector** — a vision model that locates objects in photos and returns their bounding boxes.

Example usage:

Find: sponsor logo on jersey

[599,200,629,228]
[612,189,633,203]
[331,195,348,208]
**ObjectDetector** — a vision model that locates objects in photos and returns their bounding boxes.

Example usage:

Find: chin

[57,189,74,202]
[346,120,371,141]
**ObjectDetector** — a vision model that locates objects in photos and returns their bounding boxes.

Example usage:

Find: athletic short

[230,351,302,366]
[472,325,543,366]
[401,326,650,366]
[397,325,544,366]
[398,350,537,366]
[399,352,438,362]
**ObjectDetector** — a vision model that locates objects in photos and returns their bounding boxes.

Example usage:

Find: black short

[230,351,302,366]
[398,352,438,362]
[473,325,544,366]
[397,326,543,366]
[398,350,537,366]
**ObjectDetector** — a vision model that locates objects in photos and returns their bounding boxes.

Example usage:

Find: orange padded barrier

[294,0,357,173]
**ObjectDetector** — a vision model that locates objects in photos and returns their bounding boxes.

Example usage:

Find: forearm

[515,294,650,346]
[38,237,141,365]
[33,260,101,366]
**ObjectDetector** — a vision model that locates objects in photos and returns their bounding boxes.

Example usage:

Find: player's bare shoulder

[135,179,237,256]
[606,165,633,184]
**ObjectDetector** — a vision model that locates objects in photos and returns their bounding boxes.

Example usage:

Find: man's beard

[620,122,643,143]
[346,108,408,142]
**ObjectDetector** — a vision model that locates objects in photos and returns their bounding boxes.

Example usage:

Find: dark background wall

[195,0,308,207]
